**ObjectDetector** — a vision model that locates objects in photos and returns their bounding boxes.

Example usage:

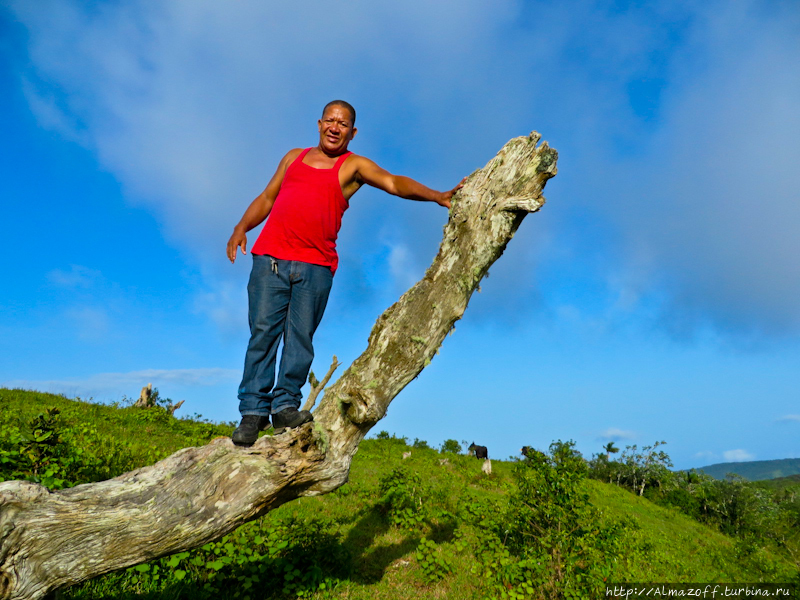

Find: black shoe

[272,407,313,434]
[232,415,270,445]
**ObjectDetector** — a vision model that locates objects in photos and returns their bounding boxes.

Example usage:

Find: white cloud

[9,0,546,333]
[3,368,239,403]
[604,1,800,335]
[193,277,248,338]
[10,0,800,340]
[776,415,800,424]
[8,0,522,254]
[722,449,754,462]
[598,428,636,442]
[387,242,423,292]
[20,76,88,145]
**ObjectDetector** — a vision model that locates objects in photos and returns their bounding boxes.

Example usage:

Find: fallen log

[0,132,557,600]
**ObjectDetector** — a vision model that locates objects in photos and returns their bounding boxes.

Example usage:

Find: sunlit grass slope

[1,389,796,599]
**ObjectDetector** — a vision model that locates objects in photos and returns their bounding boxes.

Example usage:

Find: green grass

[1,388,798,599]
[588,479,791,582]
[0,387,233,456]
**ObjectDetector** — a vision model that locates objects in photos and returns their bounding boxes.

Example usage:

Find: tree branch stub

[302,356,340,413]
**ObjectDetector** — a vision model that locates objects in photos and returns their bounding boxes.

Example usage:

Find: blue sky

[2,0,799,469]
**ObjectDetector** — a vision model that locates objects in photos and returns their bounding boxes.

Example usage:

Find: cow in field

[468,442,488,460]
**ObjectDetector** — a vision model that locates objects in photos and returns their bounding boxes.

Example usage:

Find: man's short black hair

[322,100,356,125]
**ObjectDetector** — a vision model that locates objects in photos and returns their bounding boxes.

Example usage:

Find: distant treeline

[696,458,800,482]
[584,442,800,544]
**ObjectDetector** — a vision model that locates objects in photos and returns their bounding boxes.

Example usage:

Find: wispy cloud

[193,278,248,338]
[722,449,754,462]
[65,306,110,341]
[387,242,423,292]
[776,415,800,424]
[694,451,718,463]
[598,428,636,442]
[47,264,103,288]
[603,2,800,336]
[3,368,240,403]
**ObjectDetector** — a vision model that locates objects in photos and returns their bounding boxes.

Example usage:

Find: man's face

[318,105,357,155]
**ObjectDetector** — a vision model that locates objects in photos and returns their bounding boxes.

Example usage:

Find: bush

[614,441,674,497]
[440,439,462,454]
[661,488,703,520]
[0,408,138,489]
[416,537,452,583]
[696,475,779,538]
[73,516,351,600]
[473,440,636,599]
[376,466,427,530]
[372,431,408,445]
[0,406,183,490]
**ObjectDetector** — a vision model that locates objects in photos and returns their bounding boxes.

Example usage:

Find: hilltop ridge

[696,457,800,481]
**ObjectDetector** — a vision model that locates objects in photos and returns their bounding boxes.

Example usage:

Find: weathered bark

[0,132,557,600]
[133,383,184,415]
[133,383,154,408]
[302,356,341,412]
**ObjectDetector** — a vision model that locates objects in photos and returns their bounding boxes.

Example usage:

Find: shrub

[696,475,779,538]
[1,407,167,489]
[614,441,674,497]
[77,516,351,600]
[416,537,452,583]
[474,440,635,599]
[440,439,462,454]
[376,466,427,530]
[372,431,408,445]
[1,408,81,489]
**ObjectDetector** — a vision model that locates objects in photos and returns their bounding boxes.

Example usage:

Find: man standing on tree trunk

[227,100,462,445]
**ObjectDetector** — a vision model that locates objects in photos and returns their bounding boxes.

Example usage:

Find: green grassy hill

[2,388,798,599]
[697,458,800,481]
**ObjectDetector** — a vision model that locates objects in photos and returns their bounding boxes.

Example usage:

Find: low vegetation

[587,443,800,554]
[1,388,798,599]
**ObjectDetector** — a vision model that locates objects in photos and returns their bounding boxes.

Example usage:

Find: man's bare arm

[226,149,301,263]
[354,156,462,209]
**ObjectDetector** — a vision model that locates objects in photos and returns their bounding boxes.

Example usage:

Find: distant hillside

[697,457,800,481]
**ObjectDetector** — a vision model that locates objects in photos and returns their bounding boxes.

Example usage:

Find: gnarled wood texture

[0,132,557,600]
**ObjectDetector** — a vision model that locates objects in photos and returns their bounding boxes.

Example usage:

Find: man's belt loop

[270,257,278,275]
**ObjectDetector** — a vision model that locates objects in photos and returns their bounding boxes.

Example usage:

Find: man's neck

[303,146,350,169]
[316,145,350,159]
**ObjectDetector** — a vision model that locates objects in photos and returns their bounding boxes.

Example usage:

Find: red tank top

[251,148,352,274]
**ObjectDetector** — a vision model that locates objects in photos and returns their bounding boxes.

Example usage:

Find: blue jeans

[238,255,333,416]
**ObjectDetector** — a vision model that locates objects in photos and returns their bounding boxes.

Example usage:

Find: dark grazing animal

[468,442,488,460]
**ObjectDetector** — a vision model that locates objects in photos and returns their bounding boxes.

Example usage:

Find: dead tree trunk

[133,383,154,408]
[0,132,557,600]
[132,383,185,415]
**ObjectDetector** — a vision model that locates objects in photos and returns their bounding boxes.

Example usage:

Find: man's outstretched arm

[226,149,301,263]
[354,156,462,209]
